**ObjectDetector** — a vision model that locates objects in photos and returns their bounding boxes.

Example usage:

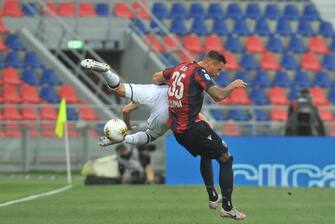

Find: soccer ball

[103,118,128,142]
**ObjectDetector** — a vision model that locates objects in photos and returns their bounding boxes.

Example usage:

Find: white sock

[102,70,120,88]
[124,131,150,145]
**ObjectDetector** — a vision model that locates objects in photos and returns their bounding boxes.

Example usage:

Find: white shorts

[124,83,169,139]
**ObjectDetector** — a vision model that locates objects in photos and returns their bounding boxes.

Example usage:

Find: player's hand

[230,79,247,89]
[127,124,136,130]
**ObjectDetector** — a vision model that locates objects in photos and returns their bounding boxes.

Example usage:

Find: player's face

[208,61,225,77]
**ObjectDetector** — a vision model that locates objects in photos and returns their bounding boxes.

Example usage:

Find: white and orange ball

[103,118,128,142]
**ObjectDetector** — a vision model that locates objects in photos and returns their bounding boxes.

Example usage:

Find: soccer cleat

[81,59,110,73]
[219,207,246,221]
[98,136,121,147]
[209,194,222,209]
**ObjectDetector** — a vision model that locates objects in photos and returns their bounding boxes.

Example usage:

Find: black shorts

[173,121,228,159]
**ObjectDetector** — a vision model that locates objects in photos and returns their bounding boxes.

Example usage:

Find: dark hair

[115,143,127,151]
[204,50,226,64]
[137,144,156,152]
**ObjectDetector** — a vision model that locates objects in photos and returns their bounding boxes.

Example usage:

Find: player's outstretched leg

[98,136,123,147]
[217,154,246,220]
[81,59,121,89]
[98,131,151,147]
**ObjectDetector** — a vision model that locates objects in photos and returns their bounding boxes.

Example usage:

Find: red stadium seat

[221,88,251,105]
[183,35,203,53]
[260,52,280,71]
[3,106,22,120]
[0,18,9,33]
[44,2,59,16]
[145,35,164,52]
[224,52,240,71]
[22,85,41,104]
[79,106,100,121]
[79,3,96,17]
[133,1,151,19]
[328,125,335,136]
[180,52,196,63]
[114,3,134,19]
[163,34,179,51]
[2,68,21,85]
[308,36,329,54]
[0,38,8,51]
[270,109,288,121]
[3,84,21,103]
[204,35,225,52]
[22,107,38,120]
[318,108,335,122]
[58,3,75,17]
[268,87,290,105]
[3,123,21,137]
[2,0,24,17]
[40,106,57,120]
[309,87,330,106]
[300,52,321,71]
[223,122,241,136]
[245,36,265,53]
[59,84,81,103]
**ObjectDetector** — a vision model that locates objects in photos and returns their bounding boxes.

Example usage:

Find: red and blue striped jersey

[163,62,215,133]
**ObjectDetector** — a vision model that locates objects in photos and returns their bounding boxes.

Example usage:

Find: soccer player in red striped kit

[153,51,247,220]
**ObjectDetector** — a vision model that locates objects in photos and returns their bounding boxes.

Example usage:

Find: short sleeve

[194,68,215,91]
[163,67,174,80]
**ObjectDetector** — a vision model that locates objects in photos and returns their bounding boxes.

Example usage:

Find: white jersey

[124,84,169,138]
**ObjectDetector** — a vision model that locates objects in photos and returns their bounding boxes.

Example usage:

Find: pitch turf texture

[1,178,334,224]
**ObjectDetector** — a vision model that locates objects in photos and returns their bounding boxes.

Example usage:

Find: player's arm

[122,102,140,130]
[206,79,247,102]
[152,67,174,84]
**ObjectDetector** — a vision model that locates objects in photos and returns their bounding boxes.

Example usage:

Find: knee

[218,152,233,164]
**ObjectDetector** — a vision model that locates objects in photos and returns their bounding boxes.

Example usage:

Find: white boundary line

[0,185,72,208]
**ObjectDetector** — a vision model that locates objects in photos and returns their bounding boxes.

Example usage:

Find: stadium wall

[166,136,335,188]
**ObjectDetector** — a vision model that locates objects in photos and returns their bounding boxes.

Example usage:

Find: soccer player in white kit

[81,59,169,146]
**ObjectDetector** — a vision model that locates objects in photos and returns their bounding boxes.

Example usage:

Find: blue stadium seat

[215,71,231,86]
[188,2,206,19]
[40,86,60,103]
[96,3,109,16]
[226,3,243,20]
[322,54,335,71]
[211,18,229,36]
[331,38,335,52]
[170,18,188,36]
[240,53,258,70]
[250,88,269,105]
[267,36,284,52]
[318,21,334,37]
[235,70,252,84]
[281,53,298,70]
[151,2,168,19]
[289,86,300,100]
[67,108,79,121]
[254,19,271,36]
[283,4,300,20]
[0,56,4,68]
[253,70,272,87]
[207,3,224,19]
[170,2,187,19]
[303,4,319,20]
[5,51,23,68]
[314,71,332,87]
[22,2,39,16]
[210,109,227,121]
[190,18,209,36]
[133,19,148,34]
[24,51,43,68]
[41,69,62,85]
[255,110,270,121]
[233,19,250,36]
[245,3,262,20]
[5,34,25,50]
[297,20,315,36]
[276,18,293,36]
[273,71,292,87]
[264,4,281,20]
[161,52,178,66]
[287,36,306,53]
[294,70,312,88]
[228,109,251,121]
[328,86,335,103]
[225,36,243,52]
[22,69,40,85]
[150,20,164,35]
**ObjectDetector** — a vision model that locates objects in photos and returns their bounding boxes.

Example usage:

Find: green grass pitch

[1,178,335,224]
